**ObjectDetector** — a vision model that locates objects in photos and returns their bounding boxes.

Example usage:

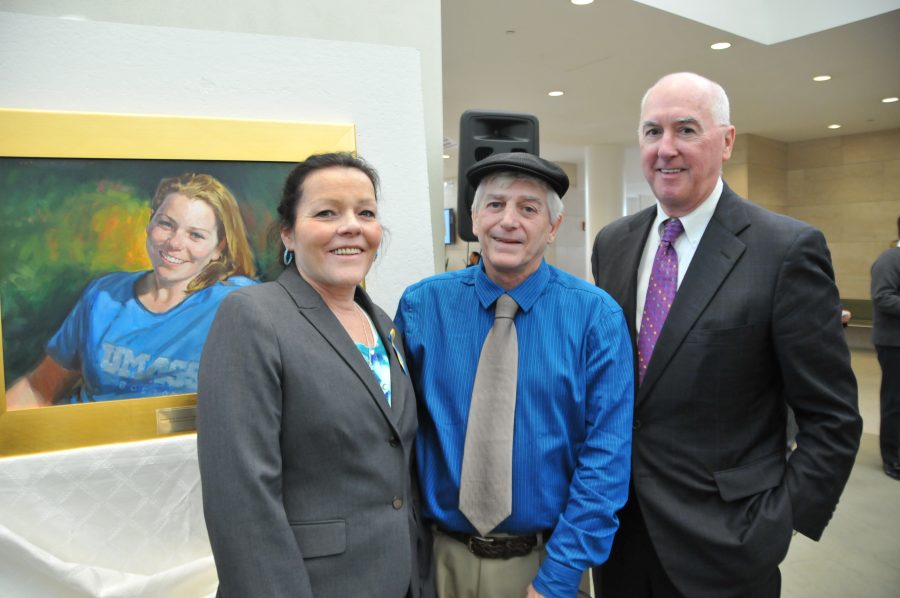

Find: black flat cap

[466,152,569,198]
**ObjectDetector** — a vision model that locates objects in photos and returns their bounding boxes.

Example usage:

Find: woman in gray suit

[197,153,432,598]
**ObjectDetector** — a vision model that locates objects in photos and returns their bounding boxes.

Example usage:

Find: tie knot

[494,294,518,320]
[661,218,684,244]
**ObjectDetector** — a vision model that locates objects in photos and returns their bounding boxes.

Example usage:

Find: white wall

[552,184,588,280]
[0,9,437,315]
[623,145,655,215]
[0,2,444,272]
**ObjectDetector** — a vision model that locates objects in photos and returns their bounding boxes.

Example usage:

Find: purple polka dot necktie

[637,218,684,385]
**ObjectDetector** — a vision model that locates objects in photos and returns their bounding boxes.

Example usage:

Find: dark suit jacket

[871,245,900,347]
[591,183,862,596]
[197,267,432,598]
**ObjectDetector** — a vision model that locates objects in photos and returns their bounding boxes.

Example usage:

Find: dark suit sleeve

[197,292,314,597]
[772,228,862,540]
[379,309,436,597]
[872,250,900,316]
[591,234,601,285]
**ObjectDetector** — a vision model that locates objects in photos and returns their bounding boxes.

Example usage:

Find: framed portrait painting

[0,108,355,456]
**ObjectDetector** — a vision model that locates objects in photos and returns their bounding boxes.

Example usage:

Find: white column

[583,144,625,278]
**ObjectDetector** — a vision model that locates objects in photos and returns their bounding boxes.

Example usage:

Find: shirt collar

[473,259,551,314]
[652,177,722,246]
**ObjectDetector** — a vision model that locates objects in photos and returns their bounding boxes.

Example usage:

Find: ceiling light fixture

[813,75,832,82]
[710,42,731,50]
[571,0,595,5]
[882,96,899,103]
[548,90,565,97]
[828,124,842,129]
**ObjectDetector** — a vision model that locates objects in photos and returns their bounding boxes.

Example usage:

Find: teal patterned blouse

[355,328,392,407]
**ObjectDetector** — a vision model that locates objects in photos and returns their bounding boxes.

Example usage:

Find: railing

[841,298,873,329]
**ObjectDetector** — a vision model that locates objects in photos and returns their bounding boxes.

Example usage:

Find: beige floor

[781,347,899,598]
[850,347,883,436]
[781,432,900,598]
[587,346,899,597]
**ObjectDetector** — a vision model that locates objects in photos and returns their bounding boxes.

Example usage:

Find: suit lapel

[276,268,399,432]
[355,287,408,425]
[638,187,749,401]
[615,209,656,342]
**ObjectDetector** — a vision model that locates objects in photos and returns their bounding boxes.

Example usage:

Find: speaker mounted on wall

[456,110,539,242]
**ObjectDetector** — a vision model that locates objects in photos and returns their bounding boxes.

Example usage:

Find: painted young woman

[6,173,256,408]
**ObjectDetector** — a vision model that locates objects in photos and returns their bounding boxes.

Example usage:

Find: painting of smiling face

[145,192,223,291]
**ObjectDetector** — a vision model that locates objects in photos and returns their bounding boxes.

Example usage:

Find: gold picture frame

[0,108,356,456]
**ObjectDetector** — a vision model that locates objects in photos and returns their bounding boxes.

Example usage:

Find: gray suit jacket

[198,267,431,598]
[871,245,900,347]
[591,184,862,596]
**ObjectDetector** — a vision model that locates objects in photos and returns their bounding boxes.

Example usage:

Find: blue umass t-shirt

[47,271,256,403]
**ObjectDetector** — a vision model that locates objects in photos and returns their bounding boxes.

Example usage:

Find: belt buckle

[467,535,493,555]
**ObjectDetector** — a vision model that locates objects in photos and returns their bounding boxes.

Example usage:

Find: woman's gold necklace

[354,303,376,365]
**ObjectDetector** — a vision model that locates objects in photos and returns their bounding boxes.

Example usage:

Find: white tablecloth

[0,435,217,597]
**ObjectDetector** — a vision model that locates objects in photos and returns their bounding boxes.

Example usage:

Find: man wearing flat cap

[396,152,634,597]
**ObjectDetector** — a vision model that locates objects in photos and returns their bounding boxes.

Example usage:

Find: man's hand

[525,583,546,598]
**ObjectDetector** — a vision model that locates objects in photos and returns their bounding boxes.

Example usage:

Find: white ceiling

[441,0,900,172]
[633,0,899,44]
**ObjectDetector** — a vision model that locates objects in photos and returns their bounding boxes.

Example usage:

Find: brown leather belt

[439,528,552,559]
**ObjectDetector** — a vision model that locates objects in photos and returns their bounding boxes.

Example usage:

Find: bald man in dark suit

[591,72,862,597]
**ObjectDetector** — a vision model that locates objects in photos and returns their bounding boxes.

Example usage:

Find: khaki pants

[433,528,591,597]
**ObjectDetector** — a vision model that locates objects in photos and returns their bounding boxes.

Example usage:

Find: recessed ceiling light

[442,154,450,159]
[828,124,842,129]
[813,75,832,82]
[710,42,731,50]
[882,96,899,103]
[548,90,565,97]
[571,0,595,5]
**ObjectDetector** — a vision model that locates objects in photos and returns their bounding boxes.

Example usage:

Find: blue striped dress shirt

[396,260,633,597]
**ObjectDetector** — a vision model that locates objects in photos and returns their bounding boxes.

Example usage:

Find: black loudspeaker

[456,110,539,242]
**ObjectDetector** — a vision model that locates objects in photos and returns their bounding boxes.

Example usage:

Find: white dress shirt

[635,178,724,332]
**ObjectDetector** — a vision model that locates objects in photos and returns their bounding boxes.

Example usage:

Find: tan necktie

[459,293,519,536]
